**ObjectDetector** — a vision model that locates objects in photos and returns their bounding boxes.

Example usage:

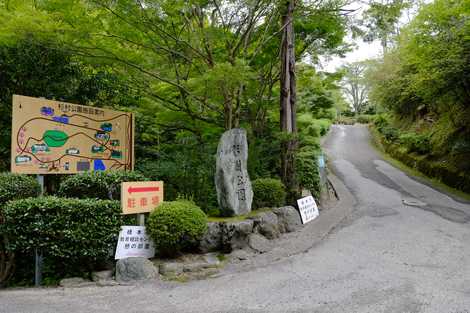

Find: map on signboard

[11,95,134,174]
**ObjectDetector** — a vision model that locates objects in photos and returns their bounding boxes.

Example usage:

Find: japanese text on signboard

[115,226,155,259]
[297,196,319,224]
[121,181,164,215]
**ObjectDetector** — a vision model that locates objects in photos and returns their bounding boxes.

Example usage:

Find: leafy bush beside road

[399,132,430,155]
[147,201,207,257]
[296,146,321,199]
[252,178,286,209]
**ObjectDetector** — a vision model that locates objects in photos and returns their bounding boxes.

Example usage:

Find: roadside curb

[223,171,356,273]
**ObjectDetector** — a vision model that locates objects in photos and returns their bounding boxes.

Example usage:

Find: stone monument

[215,128,253,216]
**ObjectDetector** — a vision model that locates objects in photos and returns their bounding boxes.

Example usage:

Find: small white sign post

[115,226,155,260]
[297,196,319,224]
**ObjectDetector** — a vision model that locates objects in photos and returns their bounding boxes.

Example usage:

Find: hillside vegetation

[366,0,470,192]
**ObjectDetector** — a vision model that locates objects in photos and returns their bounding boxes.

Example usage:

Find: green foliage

[0,173,41,206]
[0,173,41,286]
[361,0,411,51]
[0,1,350,219]
[380,126,399,142]
[366,0,470,159]
[147,201,207,257]
[296,135,322,199]
[298,116,331,138]
[340,62,369,113]
[336,116,355,125]
[356,114,375,124]
[399,132,430,155]
[58,171,147,200]
[136,134,219,213]
[252,178,287,209]
[248,132,281,181]
[0,38,141,171]
[315,119,332,136]
[373,129,470,194]
[0,0,348,131]
[373,114,401,142]
[373,114,390,130]
[295,66,337,199]
[1,197,122,277]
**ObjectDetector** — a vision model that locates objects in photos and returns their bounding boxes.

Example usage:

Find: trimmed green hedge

[58,171,147,200]
[252,178,286,209]
[0,173,41,286]
[147,200,207,257]
[0,173,41,206]
[1,197,122,276]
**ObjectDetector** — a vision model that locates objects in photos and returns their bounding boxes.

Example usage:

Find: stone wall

[199,206,302,253]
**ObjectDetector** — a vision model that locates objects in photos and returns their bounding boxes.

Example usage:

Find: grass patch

[369,126,470,202]
[207,207,272,223]
[161,273,190,283]
[216,254,227,262]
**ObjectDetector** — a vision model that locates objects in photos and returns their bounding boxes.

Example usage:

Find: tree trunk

[0,235,15,287]
[280,0,298,200]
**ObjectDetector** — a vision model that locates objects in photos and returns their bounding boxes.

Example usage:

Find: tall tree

[341,62,369,114]
[362,0,411,52]
[0,0,352,205]
[279,0,298,197]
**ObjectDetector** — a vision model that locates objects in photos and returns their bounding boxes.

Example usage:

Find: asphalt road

[1,125,469,313]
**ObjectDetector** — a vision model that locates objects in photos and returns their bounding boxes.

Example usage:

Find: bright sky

[318,1,380,72]
[319,0,425,72]
[320,40,382,72]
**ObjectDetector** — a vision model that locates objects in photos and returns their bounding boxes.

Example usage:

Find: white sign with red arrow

[121,181,164,214]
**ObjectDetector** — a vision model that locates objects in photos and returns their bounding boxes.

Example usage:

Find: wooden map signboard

[121,181,163,215]
[11,95,134,174]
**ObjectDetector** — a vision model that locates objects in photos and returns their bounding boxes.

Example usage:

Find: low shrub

[296,147,321,199]
[314,119,332,136]
[252,178,287,209]
[380,125,399,142]
[399,132,431,155]
[1,197,122,280]
[451,139,470,155]
[147,200,207,257]
[58,171,147,200]
[0,173,41,286]
[0,173,41,206]
[373,114,390,130]
[336,116,355,125]
[356,114,375,124]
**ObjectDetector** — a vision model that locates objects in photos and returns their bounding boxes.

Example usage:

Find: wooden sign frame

[121,181,164,215]
[11,95,134,174]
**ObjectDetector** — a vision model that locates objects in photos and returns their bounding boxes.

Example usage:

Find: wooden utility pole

[280,0,298,199]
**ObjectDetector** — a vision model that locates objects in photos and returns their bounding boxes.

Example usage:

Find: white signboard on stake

[297,196,319,224]
[115,226,155,260]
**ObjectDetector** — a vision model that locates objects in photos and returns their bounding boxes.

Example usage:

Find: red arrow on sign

[128,186,160,194]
